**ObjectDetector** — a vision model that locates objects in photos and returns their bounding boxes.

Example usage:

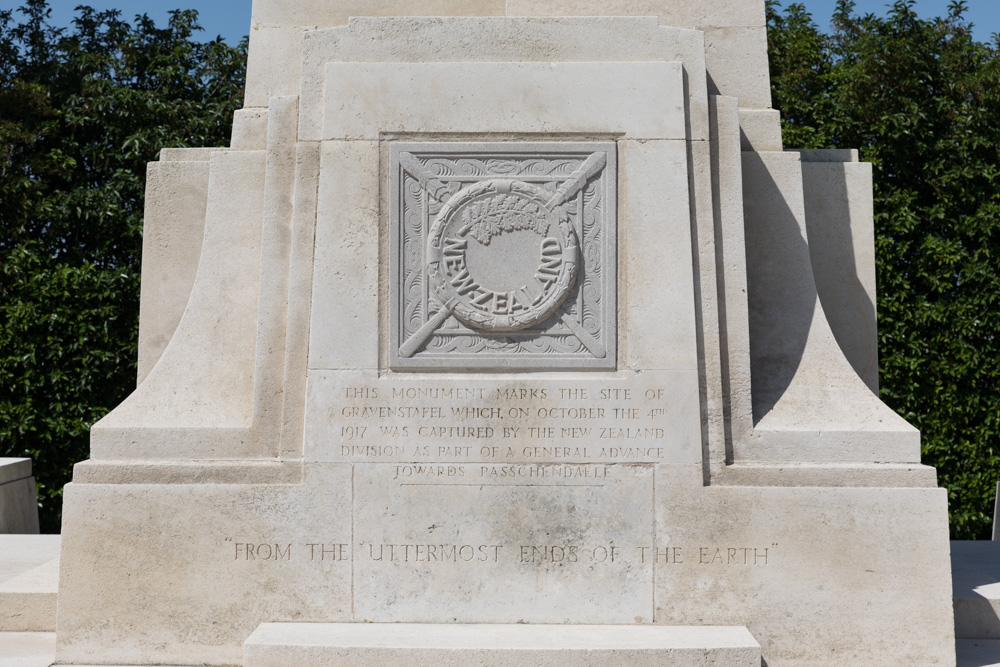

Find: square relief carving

[389,142,617,370]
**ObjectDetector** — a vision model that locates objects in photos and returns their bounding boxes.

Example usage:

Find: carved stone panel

[389,142,617,370]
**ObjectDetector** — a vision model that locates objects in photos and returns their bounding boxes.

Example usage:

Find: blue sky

[5,1,999,44]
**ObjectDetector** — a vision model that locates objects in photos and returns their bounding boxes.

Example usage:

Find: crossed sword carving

[398,152,607,359]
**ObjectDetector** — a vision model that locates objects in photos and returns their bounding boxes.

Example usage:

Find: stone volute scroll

[390,143,617,370]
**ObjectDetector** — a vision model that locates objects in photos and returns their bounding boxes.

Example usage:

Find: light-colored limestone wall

[707,96,752,470]
[245,0,505,107]
[92,150,268,459]
[296,17,709,143]
[136,150,211,384]
[740,151,918,463]
[245,0,770,111]
[56,10,957,667]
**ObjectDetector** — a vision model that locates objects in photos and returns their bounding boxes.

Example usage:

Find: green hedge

[0,0,246,532]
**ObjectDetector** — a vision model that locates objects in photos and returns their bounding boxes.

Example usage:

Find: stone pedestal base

[243,623,762,667]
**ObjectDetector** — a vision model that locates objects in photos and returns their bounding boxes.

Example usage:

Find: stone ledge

[244,623,761,667]
[0,559,59,632]
[0,632,55,667]
[953,540,1000,640]
[713,462,939,488]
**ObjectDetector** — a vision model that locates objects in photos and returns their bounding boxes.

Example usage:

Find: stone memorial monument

[54,1,957,665]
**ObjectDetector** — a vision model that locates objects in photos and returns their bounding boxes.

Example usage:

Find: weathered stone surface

[304,370,702,465]
[244,0,768,113]
[389,142,617,370]
[298,17,710,142]
[56,466,351,666]
[353,464,654,623]
[323,62,685,140]
[136,157,209,383]
[654,473,955,666]
[52,4,957,667]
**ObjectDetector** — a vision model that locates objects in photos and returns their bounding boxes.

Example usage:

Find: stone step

[953,541,1000,639]
[243,623,761,667]
[0,632,55,667]
[0,536,61,632]
[0,560,59,632]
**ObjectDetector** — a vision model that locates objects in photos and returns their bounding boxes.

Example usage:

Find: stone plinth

[52,2,957,666]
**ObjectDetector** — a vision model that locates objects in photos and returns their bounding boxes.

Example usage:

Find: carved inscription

[389,142,617,370]
[222,539,775,568]
[224,538,350,563]
[427,180,579,332]
[319,375,695,464]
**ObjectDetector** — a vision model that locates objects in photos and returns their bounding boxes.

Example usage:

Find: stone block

[0,459,32,486]
[308,140,380,371]
[506,0,765,28]
[245,24,307,107]
[298,17,709,142]
[0,535,60,580]
[740,151,919,463]
[0,535,59,633]
[506,1,771,109]
[654,480,955,666]
[0,459,39,534]
[352,464,655,623]
[619,139,698,372]
[137,159,209,384]
[244,2,507,107]
[94,150,267,459]
[703,25,771,108]
[739,108,783,151]
[322,61,685,140]
[251,0,506,27]
[231,108,269,150]
[243,623,762,667]
[55,465,352,666]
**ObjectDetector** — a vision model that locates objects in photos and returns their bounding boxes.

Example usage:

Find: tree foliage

[768,0,1000,539]
[0,0,246,532]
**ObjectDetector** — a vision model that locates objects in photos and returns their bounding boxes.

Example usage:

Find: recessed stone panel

[304,369,703,465]
[352,463,654,623]
[389,142,617,371]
